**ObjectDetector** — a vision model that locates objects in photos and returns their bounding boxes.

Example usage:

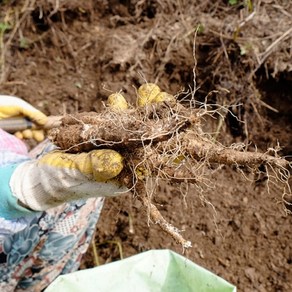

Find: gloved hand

[0,95,126,220]
[0,95,48,141]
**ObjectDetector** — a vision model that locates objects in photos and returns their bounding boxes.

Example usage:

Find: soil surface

[0,1,291,291]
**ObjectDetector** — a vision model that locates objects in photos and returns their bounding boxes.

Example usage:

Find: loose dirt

[0,1,291,291]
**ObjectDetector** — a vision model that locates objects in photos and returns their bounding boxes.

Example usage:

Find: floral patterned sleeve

[0,130,104,291]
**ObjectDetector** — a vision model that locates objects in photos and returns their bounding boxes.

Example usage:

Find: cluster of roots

[49,90,291,248]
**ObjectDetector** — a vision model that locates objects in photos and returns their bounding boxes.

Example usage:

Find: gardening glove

[0,95,48,141]
[137,83,175,106]
[0,96,126,220]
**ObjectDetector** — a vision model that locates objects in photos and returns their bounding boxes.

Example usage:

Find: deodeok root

[48,98,291,248]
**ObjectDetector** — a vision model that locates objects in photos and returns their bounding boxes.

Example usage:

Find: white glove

[11,149,126,211]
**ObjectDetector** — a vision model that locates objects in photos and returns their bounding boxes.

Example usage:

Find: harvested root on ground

[48,92,291,247]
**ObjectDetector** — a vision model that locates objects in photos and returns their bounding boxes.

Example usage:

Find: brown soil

[1,1,291,291]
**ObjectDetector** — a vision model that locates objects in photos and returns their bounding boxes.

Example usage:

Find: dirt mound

[0,1,291,291]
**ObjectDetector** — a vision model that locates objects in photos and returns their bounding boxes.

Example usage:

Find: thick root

[49,102,196,152]
[184,132,290,169]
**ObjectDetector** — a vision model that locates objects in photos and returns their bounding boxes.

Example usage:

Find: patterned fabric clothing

[0,130,104,291]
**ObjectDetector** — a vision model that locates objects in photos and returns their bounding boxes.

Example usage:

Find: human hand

[8,148,126,214]
[0,85,173,219]
[0,95,48,141]
[0,95,128,219]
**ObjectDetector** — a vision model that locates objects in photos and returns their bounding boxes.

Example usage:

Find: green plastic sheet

[45,249,236,292]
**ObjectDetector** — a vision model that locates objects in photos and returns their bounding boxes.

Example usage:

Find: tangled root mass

[49,98,291,247]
